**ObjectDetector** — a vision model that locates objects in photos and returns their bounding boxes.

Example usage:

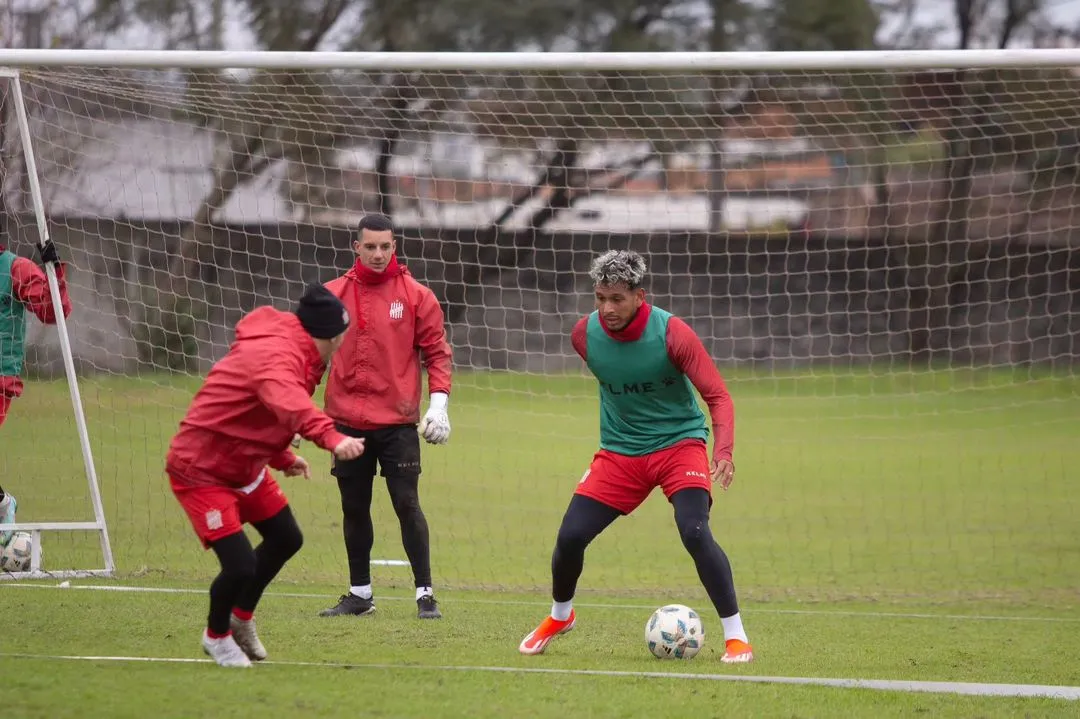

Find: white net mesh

[2,59,1078,602]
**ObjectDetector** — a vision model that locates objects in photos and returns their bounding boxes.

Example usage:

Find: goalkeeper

[518,250,754,664]
[165,284,365,668]
[318,214,453,621]
[1,238,72,544]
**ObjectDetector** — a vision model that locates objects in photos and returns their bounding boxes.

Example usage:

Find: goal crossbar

[3,523,105,532]
[3,48,1080,72]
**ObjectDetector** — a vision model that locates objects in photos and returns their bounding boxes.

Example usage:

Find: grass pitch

[1,367,1078,717]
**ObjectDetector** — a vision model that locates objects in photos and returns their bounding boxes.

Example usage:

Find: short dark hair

[357,214,394,233]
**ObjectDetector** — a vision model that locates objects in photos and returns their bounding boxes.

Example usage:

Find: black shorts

[330,423,422,480]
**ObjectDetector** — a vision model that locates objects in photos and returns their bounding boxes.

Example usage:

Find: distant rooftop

[32,117,817,232]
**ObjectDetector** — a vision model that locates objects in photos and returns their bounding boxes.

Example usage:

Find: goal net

[2,51,1077,604]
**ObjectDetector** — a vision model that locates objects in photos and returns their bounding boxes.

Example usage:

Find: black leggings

[551,489,740,617]
[338,473,431,588]
[207,506,304,634]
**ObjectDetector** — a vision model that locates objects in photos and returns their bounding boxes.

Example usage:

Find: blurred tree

[84,0,360,362]
[84,0,750,233]
[906,0,1051,361]
[89,0,229,50]
[436,0,733,229]
[764,0,879,51]
[706,0,747,231]
[89,0,357,278]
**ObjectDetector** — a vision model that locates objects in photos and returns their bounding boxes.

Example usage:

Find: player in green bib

[0,237,72,545]
[519,250,753,664]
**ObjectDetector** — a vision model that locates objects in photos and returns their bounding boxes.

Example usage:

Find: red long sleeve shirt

[572,306,735,464]
[1,257,73,399]
[166,307,348,489]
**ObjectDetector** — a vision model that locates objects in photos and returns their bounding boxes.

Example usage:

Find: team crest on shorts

[389,300,404,320]
[205,509,223,530]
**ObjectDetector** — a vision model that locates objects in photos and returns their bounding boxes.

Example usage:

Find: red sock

[206,628,231,640]
[232,608,253,622]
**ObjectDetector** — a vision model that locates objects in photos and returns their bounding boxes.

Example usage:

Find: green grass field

[2,367,1079,717]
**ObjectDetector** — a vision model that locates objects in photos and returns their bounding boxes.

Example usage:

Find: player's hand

[419,407,451,445]
[711,459,735,490]
[333,436,365,460]
[284,455,311,479]
[36,239,61,266]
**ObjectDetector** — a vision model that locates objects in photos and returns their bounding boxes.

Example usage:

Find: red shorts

[169,468,289,548]
[575,439,712,514]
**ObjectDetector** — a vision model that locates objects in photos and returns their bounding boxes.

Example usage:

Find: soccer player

[166,284,367,668]
[318,214,453,620]
[518,250,754,664]
[0,237,72,543]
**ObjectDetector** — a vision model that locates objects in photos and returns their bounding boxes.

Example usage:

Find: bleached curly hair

[589,250,647,290]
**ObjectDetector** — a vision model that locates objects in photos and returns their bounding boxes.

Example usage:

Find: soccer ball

[645,604,705,659]
[0,531,33,572]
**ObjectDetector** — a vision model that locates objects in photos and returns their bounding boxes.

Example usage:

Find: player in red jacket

[0,238,72,544]
[319,214,454,620]
[166,284,366,668]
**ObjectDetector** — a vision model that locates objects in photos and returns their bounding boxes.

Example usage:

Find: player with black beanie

[165,284,366,667]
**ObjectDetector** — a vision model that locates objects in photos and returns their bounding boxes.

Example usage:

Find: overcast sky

[4,0,1080,52]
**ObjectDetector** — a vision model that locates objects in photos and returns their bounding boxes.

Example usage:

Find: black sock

[672,489,740,617]
[0,485,6,502]
[551,495,620,602]
[235,506,304,614]
[208,532,257,635]
[387,475,432,588]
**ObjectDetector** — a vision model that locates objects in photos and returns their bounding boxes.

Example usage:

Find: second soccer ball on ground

[0,531,34,572]
[645,604,704,659]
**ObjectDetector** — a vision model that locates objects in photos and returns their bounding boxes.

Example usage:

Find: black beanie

[295,284,350,339]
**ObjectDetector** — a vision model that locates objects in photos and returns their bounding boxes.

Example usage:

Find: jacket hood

[235,305,299,342]
[235,305,326,377]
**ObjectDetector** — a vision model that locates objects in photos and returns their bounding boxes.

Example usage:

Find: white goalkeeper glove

[418,392,451,445]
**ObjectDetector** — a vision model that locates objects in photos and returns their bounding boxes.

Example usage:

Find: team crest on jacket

[389,300,404,320]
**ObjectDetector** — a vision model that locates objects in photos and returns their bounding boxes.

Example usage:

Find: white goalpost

[0,48,1076,604]
[1,67,114,580]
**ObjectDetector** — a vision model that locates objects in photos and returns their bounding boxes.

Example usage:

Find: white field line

[2,581,1078,624]
[0,652,1077,701]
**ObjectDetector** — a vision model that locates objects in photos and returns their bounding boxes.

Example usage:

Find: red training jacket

[165,306,348,488]
[1,257,73,399]
[571,304,735,464]
[324,263,453,430]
